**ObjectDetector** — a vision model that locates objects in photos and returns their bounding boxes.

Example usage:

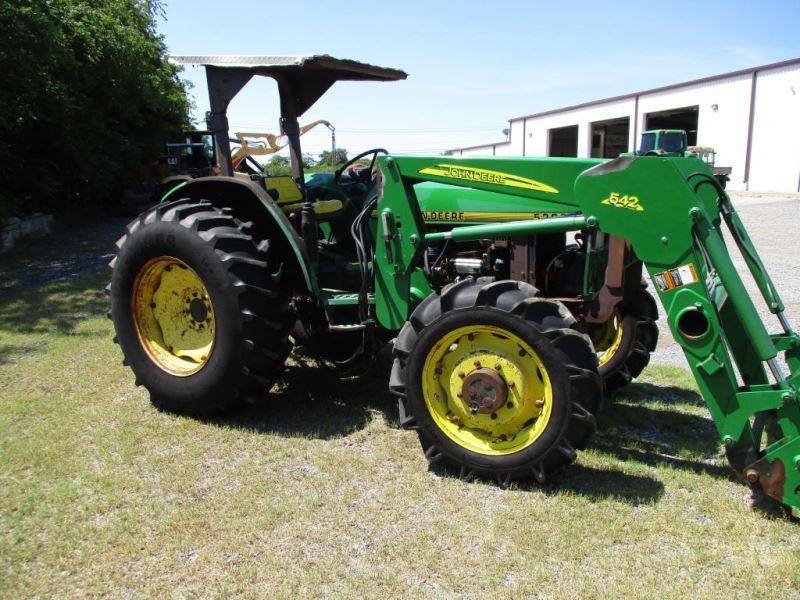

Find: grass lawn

[1,224,799,598]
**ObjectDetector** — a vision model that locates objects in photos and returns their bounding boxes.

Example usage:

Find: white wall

[636,74,752,189]
[521,97,635,158]
[452,63,800,192]
[748,63,800,192]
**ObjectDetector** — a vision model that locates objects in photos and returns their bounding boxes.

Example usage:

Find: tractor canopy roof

[169,55,407,177]
[170,54,406,79]
[170,55,407,117]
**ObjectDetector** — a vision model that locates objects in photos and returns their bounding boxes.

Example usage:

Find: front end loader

[107,55,800,517]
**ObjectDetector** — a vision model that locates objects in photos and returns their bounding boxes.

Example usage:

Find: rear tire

[390,278,601,485]
[591,287,659,393]
[108,198,293,415]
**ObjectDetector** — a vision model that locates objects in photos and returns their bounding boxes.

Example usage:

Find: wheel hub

[132,256,215,376]
[461,367,507,413]
[589,311,624,368]
[422,325,554,456]
[188,296,210,325]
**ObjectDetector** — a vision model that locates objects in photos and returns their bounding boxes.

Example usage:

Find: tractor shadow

[613,380,707,407]
[430,461,666,506]
[213,356,735,505]
[210,349,398,440]
[589,384,734,483]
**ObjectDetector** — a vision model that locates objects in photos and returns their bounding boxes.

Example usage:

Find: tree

[301,153,316,169]
[0,0,190,220]
[264,154,291,176]
[317,148,348,168]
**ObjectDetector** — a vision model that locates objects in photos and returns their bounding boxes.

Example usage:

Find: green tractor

[108,56,800,515]
[158,130,217,197]
[632,129,731,187]
[634,128,693,157]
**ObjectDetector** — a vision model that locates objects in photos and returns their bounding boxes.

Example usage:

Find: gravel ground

[650,191,800,367]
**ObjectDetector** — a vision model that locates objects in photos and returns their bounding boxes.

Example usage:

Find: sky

[158,0,800,159]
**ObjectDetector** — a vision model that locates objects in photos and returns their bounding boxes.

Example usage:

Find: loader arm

[375,154,800,512]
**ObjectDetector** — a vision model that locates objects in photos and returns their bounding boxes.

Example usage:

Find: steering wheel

[334,148,388,185]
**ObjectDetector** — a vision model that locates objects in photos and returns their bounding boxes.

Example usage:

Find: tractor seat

[263,175,345,220]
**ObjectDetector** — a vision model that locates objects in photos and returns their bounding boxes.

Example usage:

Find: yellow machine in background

[230,119,334,173]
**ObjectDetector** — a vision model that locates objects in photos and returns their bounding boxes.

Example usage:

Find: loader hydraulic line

[423,214,590,243]
[375,153,800,514]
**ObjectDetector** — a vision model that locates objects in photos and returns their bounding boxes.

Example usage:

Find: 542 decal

[601,192,644,212]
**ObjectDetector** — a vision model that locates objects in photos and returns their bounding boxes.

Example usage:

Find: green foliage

[317,148,349,168]
[263,150,349,175]
[263,154,292,176]
[302,153,316,169]
[0,0,190,220]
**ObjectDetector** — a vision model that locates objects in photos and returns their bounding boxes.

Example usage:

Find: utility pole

[326,122,336,166]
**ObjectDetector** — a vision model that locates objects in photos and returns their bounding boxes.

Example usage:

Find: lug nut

[535,399,545,407]
[745,469,759,484]
[508,381,516,389]
[458,372,466,379]
[474,360,481,368]
[495,364,502,371]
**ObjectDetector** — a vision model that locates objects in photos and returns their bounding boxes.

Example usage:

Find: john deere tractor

[632,129,731,187]
[108,56,800,515]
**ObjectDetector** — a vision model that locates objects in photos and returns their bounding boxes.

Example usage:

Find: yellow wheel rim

[132,256,215,376]
[421,325,553,456]
[591,313,624,368]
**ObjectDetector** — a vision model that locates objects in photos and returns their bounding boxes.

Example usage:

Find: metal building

[450,58,800,193]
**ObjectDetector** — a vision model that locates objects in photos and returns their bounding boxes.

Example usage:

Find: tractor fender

[163,176,315,293]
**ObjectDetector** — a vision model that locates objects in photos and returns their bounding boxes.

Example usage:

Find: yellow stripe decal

[421,211,566,222]
[418,164,559,194]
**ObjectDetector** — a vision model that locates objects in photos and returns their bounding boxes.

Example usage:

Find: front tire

[108,199,293,414]
[391,279,601,485]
